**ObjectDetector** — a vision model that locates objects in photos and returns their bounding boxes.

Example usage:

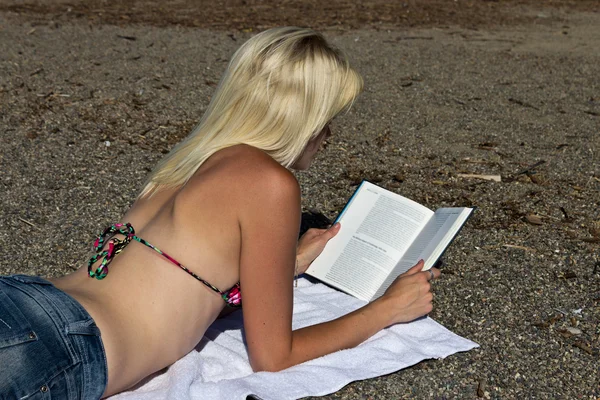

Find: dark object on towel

[300,209,332,237]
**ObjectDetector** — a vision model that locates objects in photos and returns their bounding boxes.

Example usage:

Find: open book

[305,181,474,302]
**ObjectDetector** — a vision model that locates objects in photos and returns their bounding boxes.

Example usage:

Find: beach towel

[111,278,478,400]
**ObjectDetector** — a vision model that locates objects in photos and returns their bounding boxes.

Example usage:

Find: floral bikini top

[87,223,242,307]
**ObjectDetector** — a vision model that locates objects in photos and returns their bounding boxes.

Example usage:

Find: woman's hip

[0,274,108,399]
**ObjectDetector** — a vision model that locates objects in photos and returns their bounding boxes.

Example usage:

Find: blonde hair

[140,27,363,197]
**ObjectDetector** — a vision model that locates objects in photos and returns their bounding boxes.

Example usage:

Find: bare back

[50,145,290,396]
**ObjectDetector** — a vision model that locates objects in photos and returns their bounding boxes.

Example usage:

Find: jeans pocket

[4,364,80,400]
[42,363,82,400]
[0,286,38,349]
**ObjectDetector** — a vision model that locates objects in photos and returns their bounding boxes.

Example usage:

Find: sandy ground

[0,1,599,399]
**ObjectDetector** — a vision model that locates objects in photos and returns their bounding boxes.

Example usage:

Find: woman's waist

[52,269,222,376]
[52,265,224,328]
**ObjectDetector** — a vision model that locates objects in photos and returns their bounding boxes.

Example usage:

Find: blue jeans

[0,275,107,399]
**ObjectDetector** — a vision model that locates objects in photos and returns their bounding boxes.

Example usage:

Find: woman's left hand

[296,223,341,274]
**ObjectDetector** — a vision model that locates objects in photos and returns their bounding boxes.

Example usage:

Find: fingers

[403,261,441,282]
[419,267,441,283]
[308,223,340,240]
[423,269,434,282]
[403,259,425,276]
[325,222,341,238]
[424,267,441,281]
[306,222,340,238]
[304,228,323,236]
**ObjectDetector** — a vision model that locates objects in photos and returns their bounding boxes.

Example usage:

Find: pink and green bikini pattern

[87,223,242,307]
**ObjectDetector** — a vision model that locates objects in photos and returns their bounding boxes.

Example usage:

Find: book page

[306,181,434,301]
[372,259,416,300]
[414,208,473,269]
[372,207,473,300]
[321,236,395,300]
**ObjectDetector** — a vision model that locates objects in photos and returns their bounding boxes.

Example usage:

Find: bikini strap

[128,235,223,295]
[87,223,135,279]
[87,223,224,296]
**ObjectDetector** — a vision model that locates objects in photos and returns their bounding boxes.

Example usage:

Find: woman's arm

[238,163,437,372]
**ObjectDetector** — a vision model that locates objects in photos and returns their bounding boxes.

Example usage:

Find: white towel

[111,278,478,400]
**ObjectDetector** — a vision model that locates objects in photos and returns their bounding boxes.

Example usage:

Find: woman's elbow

[249,353,291,372]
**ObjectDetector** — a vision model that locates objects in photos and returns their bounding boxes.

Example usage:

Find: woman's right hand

[380,260,441,325]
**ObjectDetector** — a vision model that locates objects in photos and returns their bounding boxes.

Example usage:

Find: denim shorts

[0,275,108,399]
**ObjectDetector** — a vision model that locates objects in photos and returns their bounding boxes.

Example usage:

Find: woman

[0,27,439,399]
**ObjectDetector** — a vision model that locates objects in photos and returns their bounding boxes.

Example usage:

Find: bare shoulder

[179,144,300,214]
[211,144,300,199]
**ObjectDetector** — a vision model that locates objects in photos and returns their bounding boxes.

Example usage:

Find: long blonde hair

[140,27,363,197]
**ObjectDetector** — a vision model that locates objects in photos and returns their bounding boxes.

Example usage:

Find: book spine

[334,180,366,223]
